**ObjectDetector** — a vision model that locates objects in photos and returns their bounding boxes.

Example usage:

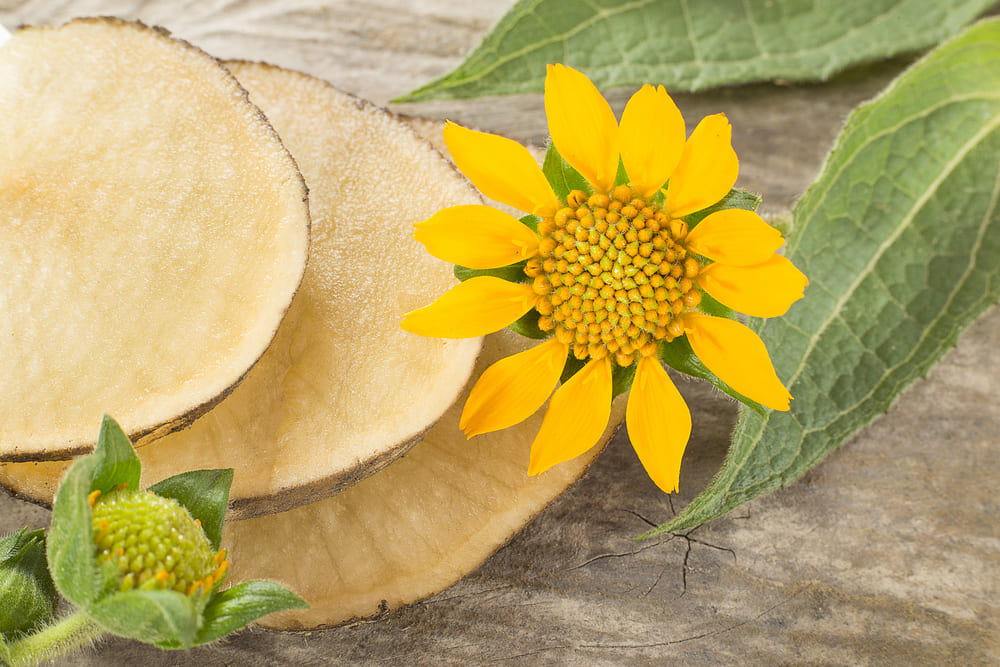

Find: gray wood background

[1,1,997,664]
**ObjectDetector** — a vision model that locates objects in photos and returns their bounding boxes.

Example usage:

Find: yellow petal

[684,313,791,411]
[443,121,559,217]
[663,114,738,218]
[414,205,540,269]
[528,356,612,475]
[544,64,620,193]
[626,356,692,493]
[401,276,536,339]
[619,84,686,199]
[698,254,808,318]
[460,337,568,437]
[685,209,784,266]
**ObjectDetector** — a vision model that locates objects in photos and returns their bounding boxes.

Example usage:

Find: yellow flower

[402,64,807,493]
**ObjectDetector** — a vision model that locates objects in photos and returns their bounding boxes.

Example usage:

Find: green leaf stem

[655,18,1000,534]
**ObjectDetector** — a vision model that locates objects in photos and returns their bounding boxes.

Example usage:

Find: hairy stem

[4,610,104,666]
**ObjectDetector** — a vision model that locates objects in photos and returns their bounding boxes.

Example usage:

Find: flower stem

[4,610,105,666]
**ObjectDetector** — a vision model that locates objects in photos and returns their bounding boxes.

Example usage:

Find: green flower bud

[0,529,57,638]
[90,486,227,597]
[45,416,303,651]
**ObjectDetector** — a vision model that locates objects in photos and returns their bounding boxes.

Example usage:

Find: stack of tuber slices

[0,18,310,462]
[0,20,628,628]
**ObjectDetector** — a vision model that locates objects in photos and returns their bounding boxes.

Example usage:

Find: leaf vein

[790,90,1000,254]
[785,113,1000,390]
[794,142,1000,441]
[675,114,1000,526]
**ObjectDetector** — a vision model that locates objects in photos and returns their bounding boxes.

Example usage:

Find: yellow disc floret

[90,486,228,596]
[526,186,703,367]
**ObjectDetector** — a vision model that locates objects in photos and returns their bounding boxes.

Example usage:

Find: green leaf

[91,415,141,494]
[0,529,57,638]
[655,17,1000,534]
[149,469,233,552]
[542,142,590,200]
[47,454,101,607]
[397,0,996,102]
[0,528,43,564]
[89,589,198,649]
[193,581,307,646]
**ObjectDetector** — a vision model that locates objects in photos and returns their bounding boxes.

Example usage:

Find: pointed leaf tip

[195,581,308,646]
[92,414,141,494]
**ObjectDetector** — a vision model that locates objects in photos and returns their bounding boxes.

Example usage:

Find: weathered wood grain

[1,1,997,663]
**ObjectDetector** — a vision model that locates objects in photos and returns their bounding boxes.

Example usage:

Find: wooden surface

[1,1,998,663]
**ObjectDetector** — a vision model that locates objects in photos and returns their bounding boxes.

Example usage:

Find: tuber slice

[0,19,310,461]
[223,329,627,630]
[1,61,482,516]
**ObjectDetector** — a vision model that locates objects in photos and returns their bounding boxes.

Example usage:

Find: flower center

[90,487,228,596]
[525,185,702,367]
